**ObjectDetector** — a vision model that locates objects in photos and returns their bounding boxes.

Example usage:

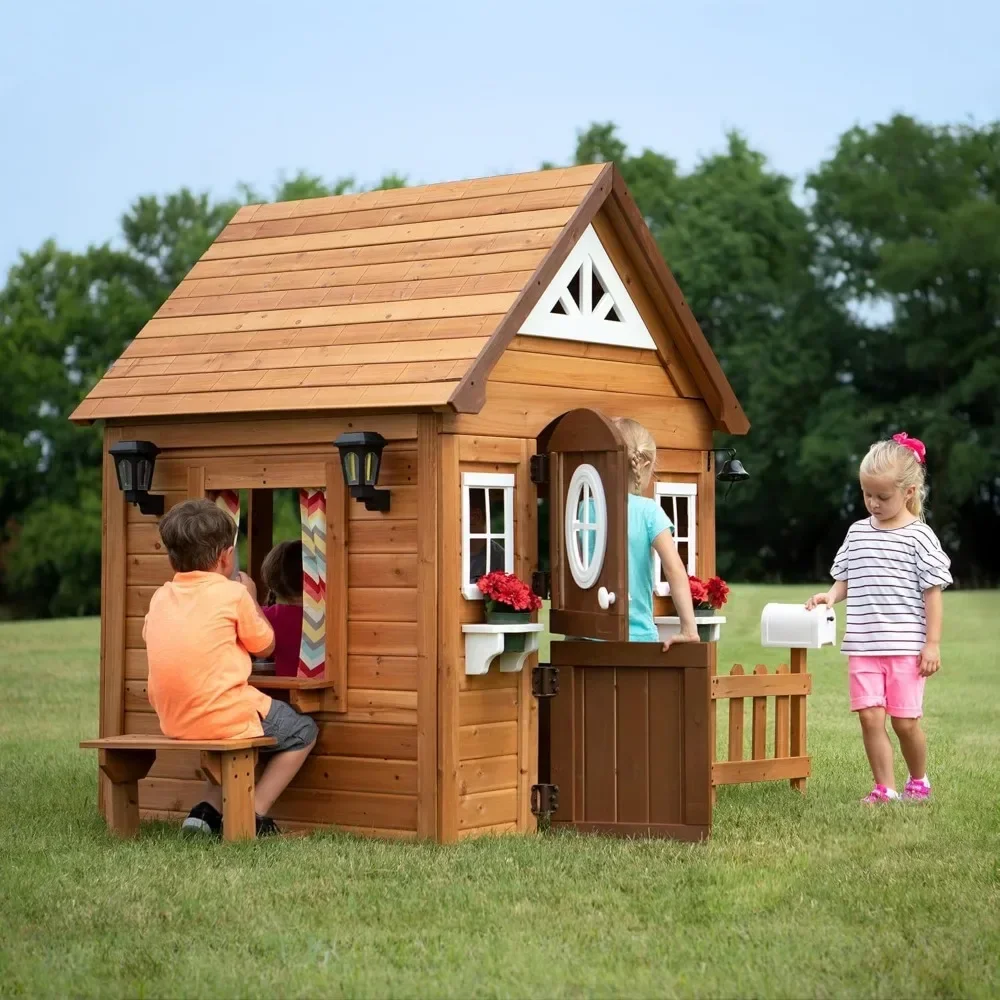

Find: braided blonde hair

[859,438,928,520]
[612,417,656,495]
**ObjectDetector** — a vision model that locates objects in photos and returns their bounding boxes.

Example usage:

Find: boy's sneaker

[181,801,222,836]
[861,784,899,805]
[904,777,931,801]
[256,814,280,837]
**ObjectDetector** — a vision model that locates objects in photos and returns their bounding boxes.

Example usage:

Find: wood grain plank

[343,689,417,726]
[437,432,461,843]
[201,209,576,263]
[416,411,439,840]
[98,426,128,818]
[314,721,418,760]
[490,350,677,397]
[111,337,489,380]
[790,648,808,794]
[177,248,548,300]
[506,334,660,366]
[139,292,519,339]
[458,722,518,760]
[122,316,502,361]
[157,271,534,319]
[347,621,417,656]
[325,461,348,710]
[515,437,538,833]
[457,755,518,795]
[648,668,683,825]
[458,788,518,829]
[347,655,418,691]
[222,185,593,240]
[114,414,417,449]
[459,687,519,727]
[348,588,417,622]
[445,383,714,450]
[294,755,417,795]
[241,165,603,224]
[614,668,649,824]
[186,231,563,282]
[80,381,463,421]
[142,778,418,830]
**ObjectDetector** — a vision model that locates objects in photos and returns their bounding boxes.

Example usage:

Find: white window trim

[565,463,607,590]
[653,481,698,597]
[518,224,657,350]
[461,472,515,600]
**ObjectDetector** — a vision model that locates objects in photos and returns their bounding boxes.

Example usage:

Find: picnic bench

[80,734,277,841]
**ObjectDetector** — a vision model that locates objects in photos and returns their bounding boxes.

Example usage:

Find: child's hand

[919,642,941,677]
[805,592,831,610]
[662,629,700,652]
[238,572,258,600]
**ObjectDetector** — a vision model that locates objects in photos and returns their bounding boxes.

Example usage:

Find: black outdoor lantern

[334,431,390,512]
[108,440,164,516]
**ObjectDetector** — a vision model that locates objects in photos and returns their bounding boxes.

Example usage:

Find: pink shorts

[848,656,925,718]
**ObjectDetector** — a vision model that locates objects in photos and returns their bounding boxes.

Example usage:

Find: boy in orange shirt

[143,499,318,837]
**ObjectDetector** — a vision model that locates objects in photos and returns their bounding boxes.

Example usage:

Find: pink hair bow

[892,432,926,464]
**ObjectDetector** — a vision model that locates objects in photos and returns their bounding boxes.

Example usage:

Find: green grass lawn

[1,585,998,998]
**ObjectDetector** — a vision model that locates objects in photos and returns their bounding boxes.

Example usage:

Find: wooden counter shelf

[249,669,336,712]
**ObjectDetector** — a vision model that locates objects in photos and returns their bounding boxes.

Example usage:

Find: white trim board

[518,224,657,350]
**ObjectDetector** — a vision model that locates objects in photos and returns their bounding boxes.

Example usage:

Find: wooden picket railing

[710,648,810,792]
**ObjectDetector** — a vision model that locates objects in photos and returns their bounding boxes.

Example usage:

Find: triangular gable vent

[519,224,656,350]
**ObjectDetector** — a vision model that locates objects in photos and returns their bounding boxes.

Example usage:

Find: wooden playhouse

[75,162,810,844]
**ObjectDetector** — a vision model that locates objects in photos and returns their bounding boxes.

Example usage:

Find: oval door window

[565,463,607,589]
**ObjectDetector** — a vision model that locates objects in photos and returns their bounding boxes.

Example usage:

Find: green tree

[808,115,1000,583]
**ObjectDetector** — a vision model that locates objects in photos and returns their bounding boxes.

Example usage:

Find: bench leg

[98,750,156,838]
[221,749,258,841]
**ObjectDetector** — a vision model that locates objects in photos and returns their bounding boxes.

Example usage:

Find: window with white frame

[461,472,515,599]
[653,482,697,596]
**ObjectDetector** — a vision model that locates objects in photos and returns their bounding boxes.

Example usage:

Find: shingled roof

[71,163,747,433]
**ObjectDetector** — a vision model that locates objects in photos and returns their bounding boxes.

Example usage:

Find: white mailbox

[760,603,836,649]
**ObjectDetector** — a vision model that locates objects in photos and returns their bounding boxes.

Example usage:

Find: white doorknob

[598,587,616,610]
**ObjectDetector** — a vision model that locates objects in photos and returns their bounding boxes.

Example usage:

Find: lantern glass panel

[117,459,134,492]
[343,450,360,487]
[136,458,154,492]
[364,449,380,487]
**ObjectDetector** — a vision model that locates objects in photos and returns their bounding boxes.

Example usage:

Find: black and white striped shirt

[831,518,952,655]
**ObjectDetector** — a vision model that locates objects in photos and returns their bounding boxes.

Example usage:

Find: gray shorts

[261,698,318,753]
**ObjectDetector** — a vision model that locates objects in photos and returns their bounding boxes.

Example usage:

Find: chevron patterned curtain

[298,488,327,678]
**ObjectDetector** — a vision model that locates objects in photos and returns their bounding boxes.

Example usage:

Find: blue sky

[1,0,997,273]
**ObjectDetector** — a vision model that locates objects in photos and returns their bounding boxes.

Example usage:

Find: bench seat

[81,734,277,841]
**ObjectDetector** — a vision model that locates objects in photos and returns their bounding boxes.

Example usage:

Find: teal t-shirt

[627,494,673,641]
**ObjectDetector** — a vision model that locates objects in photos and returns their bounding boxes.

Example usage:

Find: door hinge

[531,570,550,600]
[531,664,559,698]
[530,783,559,817]
[530,454,549,485]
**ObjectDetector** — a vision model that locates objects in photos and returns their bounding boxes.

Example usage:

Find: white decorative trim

[565,464,606,590]
[653,481,698,597]
[462,623,544,675]
[461,472,515,600]
[519,224,657,349]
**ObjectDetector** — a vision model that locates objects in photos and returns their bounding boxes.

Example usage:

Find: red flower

[477,571,542,612]
[687,574,729,610]
[688,575,708,606]
[705,576,730,610]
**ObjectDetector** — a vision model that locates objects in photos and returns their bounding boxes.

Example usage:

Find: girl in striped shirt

[806,433,952,804]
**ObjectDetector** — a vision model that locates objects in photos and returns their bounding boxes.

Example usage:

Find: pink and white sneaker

[861,784,899,804]
[904,777,931,801]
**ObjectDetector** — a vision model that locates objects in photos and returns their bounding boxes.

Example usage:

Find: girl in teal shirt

[613,418,699,648]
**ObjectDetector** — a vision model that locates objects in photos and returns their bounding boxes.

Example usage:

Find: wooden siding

[121,417,424,834]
